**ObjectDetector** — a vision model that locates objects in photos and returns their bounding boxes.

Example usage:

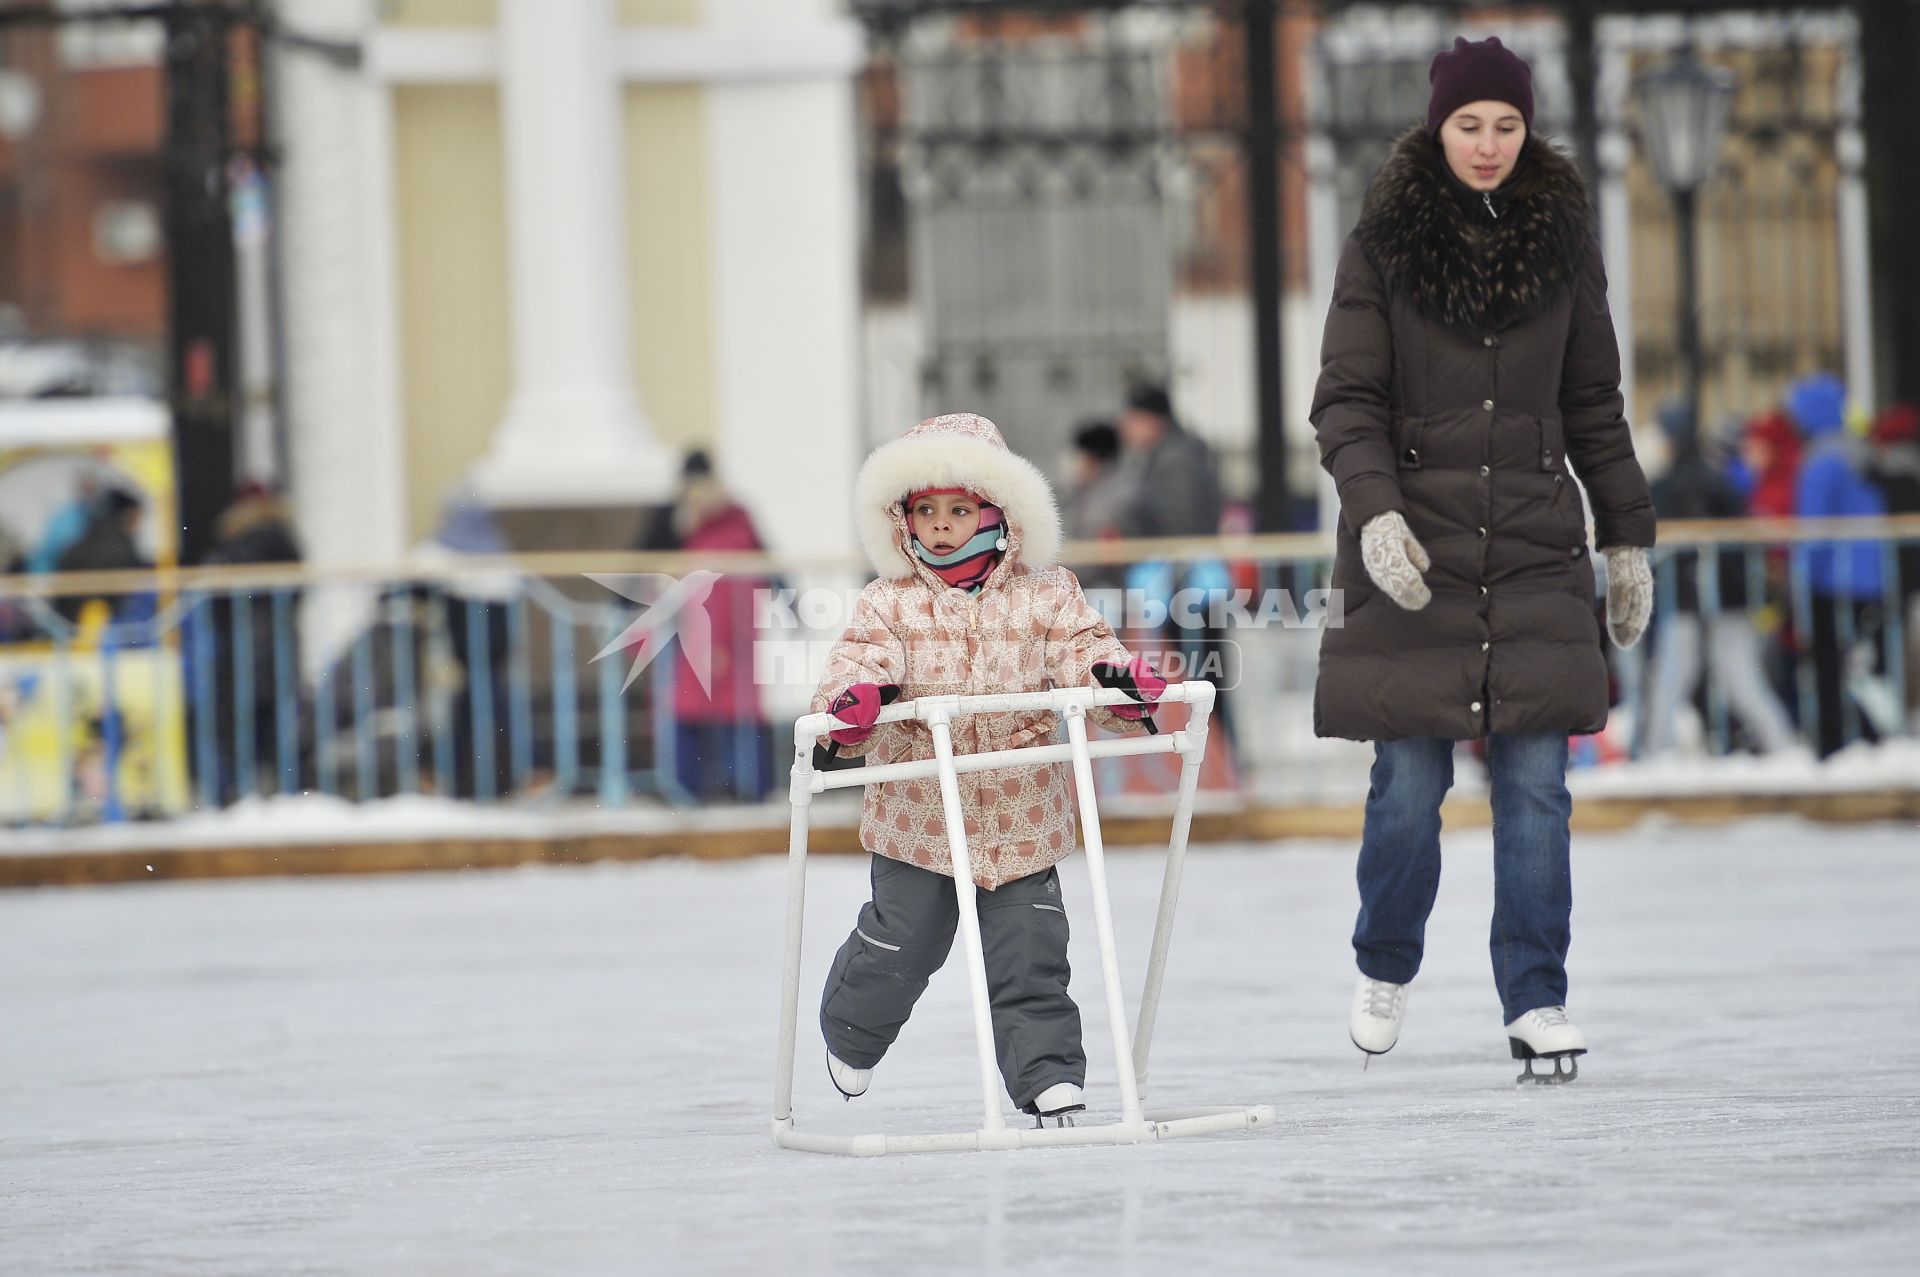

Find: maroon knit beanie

[1426,36,1534,136]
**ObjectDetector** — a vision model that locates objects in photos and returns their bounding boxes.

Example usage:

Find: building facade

[276,0,865,563]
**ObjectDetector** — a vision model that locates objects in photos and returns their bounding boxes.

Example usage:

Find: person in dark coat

[1114,385,1224,541]
[1062,419,1129,594]
[1114,386,1237,735]
[53,487,152,624]
[1642,399,1797,756]
[1310,37,1656,1074]
[197,485,305,803]
[1865,403,1920,733]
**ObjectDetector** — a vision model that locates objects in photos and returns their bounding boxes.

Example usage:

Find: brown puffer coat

[1312,127,1656,742]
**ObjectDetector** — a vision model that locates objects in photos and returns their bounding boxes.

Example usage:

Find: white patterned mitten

[1602,546,1653,649]
[1359,510,1432,612]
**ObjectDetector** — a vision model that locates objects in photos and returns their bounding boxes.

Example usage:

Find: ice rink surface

[4,815,1917,1275]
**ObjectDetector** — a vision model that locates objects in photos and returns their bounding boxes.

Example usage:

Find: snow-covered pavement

[3,816,1917,1275]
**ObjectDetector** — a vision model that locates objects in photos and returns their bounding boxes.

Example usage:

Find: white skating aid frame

[773,680,1274,1155]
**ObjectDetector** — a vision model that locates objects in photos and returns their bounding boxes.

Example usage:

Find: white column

[1836,128,1874,415]
[1835,29,1875,414]
[474,0,675,506]
[280,0,408,556]
[701,0,864,559]
[1595,32,1637,422]
[278,0,411,675]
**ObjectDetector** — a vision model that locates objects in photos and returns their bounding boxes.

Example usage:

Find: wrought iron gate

[854,2,1284,502]
[853,3,1877,510]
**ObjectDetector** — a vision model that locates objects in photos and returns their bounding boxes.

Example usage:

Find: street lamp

[1634,47,1736,430]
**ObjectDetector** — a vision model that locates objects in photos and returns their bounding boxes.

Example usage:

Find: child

[812,412,1164,1123]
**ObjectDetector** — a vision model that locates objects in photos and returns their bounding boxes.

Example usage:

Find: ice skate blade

[1513,1052,1582,1085]
[1031,1105,1085,1129]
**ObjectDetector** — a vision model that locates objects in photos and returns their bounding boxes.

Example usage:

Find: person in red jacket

[652,452,774,802]
[1740,407,1803,521]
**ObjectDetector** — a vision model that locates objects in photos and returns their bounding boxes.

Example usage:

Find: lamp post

[1634,47,1736,430]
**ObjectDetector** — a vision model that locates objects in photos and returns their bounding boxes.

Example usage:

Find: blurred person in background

[53,486,151,625]
[1787,373,1888,758]
[1114,384,1233,738]
[1865,403,1920,729]
[1734,407,1804,521]
[637,450,774,803]
[416,492,517,799]
[0,525,29,641]
[29,473,99,576]
[1114,384,1224,541]
[1642,399,1797,757]
[1311,37,1655,1077]
[1061,418,1127,594]
[194,484,305,804]
[1732,404,1807,717]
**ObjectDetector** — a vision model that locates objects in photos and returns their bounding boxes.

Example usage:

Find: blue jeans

[1352,733,1573,1024]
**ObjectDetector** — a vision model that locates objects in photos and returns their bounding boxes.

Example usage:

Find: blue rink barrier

[0,562,753,826]
[0,519,1915,828]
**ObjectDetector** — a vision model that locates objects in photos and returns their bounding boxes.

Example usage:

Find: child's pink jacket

[813,414,1146,890]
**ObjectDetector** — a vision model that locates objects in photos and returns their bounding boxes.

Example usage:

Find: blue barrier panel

[465,598,497,803]
[5,527,1916,830]
[551,592,578,798]
[508,595,534,794]
[100,629,122,823]
[393,593,420,796]
[597,603,627,807]
[273,588,298,795]
[190,595,218,810]
[232,588,255,798]
[353,627,377,801]
[1697,548,1729,755]
[315,650,338,798]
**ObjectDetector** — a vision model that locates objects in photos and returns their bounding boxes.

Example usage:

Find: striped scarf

[911,505,1004,594]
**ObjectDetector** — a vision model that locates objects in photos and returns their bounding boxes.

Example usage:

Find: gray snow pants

[820,855,1084,1111]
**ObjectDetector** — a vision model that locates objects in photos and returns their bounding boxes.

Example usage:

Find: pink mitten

[827,683,897,746]
[1093,656,1166,720]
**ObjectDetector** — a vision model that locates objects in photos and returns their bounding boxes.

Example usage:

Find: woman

[1311,37,1656,1082]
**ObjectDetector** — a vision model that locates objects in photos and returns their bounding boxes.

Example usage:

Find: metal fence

[1,517,1916,829]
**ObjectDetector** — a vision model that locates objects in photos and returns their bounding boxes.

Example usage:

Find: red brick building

[0,21,165,346]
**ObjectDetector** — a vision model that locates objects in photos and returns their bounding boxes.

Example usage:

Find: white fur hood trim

[854,414,1063,580]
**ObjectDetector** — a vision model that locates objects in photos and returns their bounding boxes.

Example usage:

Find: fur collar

[1356,125,1595,333]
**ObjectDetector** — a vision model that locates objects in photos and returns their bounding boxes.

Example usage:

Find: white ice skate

[1350,974,1408,1063]
[1506,1006,1587,1084]
[826,1052,870,1100]
[1024,1082,1086,1128]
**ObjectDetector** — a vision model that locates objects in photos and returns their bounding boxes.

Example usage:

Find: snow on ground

[5,734,1917,857]
[0,788,869,856]
[3,817,1917,1275]
[1565,737,1920,799]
